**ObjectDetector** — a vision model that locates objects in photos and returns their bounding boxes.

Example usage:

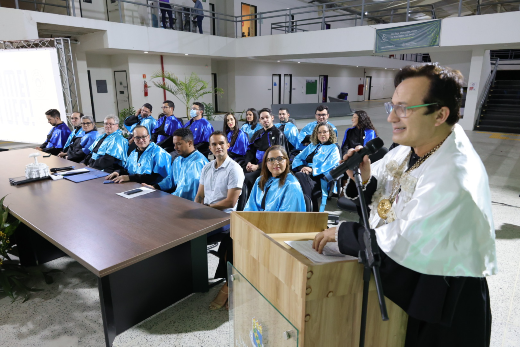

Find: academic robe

[227,129,249,157]
[339,124,496,346]
[123,142,172,185]
[86,129,128,172]
[157,150,208,201]
[240,123,260,141]
[183,117,214,157]
[245,126,288,165]
[275,122,303,151]
[41,123,71,155]
[297,120,338,147]
[63,127,85,151]
[341,127,376,156]
[244,173,306,212]
[292,142,340,211]
[66,129,99,163]
[124,115,157,135]
[151,115,183,145]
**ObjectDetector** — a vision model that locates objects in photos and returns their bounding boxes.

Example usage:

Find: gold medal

[377,199,392,220]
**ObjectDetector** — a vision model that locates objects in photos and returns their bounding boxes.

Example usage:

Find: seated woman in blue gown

[292,122,340,212]
[240,108,260,141]
[340,110,377,161]
[244,145,306,212]
[223,112,249,168]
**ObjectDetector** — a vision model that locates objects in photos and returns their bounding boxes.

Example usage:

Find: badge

[249,318,264,347]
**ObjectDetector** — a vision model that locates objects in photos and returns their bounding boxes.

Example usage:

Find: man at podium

[313,64,497,347]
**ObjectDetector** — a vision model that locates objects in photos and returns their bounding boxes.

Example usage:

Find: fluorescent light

[365,12,368,15]
[185,54,189,56]
[277,60,280,62]
[144,51,148,54]
[298,62,301,63]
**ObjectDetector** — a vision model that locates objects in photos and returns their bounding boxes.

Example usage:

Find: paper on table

[58,168,89,176]
[284,240,357,263]
[116,187,156,199]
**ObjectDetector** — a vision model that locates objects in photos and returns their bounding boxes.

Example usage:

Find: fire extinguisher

[144,81,149,97]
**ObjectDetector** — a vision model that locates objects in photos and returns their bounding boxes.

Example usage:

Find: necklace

[377,135,450,220]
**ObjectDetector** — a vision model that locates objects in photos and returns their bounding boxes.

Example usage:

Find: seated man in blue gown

[149,128,208,201]
[82,115,128,173]
[57,112,84,158]
[124,103,157,136]
[151,100,183,153]
[183,102,214,159]
[297,105,338,148]
[106,125,171,185]
[275,107,302,161]
[61,115,99,163]
[37,109,71,156]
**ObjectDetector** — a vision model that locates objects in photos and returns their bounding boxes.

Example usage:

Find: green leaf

[4,219,20,237]
[0,271,15,299]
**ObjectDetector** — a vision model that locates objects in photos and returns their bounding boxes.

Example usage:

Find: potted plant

[118,107,136,138]
[151,72,223,120]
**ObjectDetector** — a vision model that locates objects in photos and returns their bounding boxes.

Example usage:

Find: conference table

[0,149,230,347]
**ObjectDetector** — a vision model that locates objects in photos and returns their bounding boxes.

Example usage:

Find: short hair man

[37,109,71,156]
[275,108,303,159]
[297,105,338,147]
[124,103,157,137]
[243,108,289,192]
[62,115,99,163]
[151,128,208,201]
[195,130,244,212]
[313,64,497,346]
[192,0,204,34]
[151,100,183,153]
[82,115,128,173]
[183,101,214,158]
[58,112,84,158]
[106,125,171,185]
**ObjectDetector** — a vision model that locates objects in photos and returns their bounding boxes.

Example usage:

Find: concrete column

[459,48,491,130]
[74,50,94,119]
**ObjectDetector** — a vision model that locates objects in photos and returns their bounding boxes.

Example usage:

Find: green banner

[375,21,441,53]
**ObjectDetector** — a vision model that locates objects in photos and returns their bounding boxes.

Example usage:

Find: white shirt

[200,156,245,213]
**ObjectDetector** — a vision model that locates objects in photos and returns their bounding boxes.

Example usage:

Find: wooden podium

[230,212,407,347]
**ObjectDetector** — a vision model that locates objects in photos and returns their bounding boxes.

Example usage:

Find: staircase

[476,80,520,134]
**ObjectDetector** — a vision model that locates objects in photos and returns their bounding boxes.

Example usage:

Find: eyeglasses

[81,122,93,125]
[266,156,286,164]
[191,108,200,111]
[104,123,117,126]
[384,102,438,118]
[134,135,149,141]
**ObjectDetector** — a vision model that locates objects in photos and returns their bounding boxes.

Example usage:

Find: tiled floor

[1,99,519,346]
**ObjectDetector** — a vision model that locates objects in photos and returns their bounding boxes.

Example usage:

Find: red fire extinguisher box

[358,84,364,96]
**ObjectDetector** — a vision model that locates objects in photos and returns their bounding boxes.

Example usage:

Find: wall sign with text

[375,20,441,53]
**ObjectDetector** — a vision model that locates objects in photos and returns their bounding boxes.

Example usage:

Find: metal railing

[491,50,520,60]
[475,58,500,130]
[4,0,520,38]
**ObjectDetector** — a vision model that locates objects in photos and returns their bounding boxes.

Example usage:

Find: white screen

[0,48,67,144]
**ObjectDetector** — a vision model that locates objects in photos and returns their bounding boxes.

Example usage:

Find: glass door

[241,3,257,37]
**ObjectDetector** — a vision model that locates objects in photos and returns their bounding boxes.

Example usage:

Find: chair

[303,194,313,212]
[236,183,250,212]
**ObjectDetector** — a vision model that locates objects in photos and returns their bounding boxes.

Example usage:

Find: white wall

[364,68,397,100]
[86,54,119,120]
[429,51,472,86]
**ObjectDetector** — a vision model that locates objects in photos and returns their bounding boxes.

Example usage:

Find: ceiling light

[144,51,148,54]
[385,68,387,69]
[277,60,280,62]
[298,62,301,63]
[185,54,189,56]
[365,12,368,15]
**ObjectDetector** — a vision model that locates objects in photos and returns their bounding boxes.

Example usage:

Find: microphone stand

[352,165,389,347]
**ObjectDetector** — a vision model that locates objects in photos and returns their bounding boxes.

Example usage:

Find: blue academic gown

[244,174,306,212]
[63,127,85,149]
[125,142,172,185]
[240,123,259,141]
[152,115,183,143]
[292,142,340,212]
[341,128,377,147]
[80,130,99,155]
[124,115,157,135]
[297,121,338,147]
[158,150,208,201]
[45,123,71,150]
[183,117,214,146]
[88,129,128,165]
[227,129,249,156]
[275,122,303,151]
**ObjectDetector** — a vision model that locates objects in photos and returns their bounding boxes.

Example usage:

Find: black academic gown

[338,152,491,347]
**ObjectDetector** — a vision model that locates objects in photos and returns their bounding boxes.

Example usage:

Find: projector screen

[0,48,67,144]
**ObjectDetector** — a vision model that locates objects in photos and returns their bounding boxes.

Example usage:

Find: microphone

[324,137,384,182]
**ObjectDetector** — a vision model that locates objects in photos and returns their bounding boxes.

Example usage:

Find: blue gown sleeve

[230,130,249,156]
[152,149,172,179]
[278,180,306,212]
[364,129,376,146]
[292,145,312,169]
[172,157,207,201]
[81,132,99,154]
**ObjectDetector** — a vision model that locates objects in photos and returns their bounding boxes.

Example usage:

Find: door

[283,74,292,104]
[212,73,219,112]
[106,0,120,22]
[318,75,328,103]
[272,74,281,105]
[114,71,130,115]
[210,3,216,35]
[241,3,257,37]
[365,76,372,101]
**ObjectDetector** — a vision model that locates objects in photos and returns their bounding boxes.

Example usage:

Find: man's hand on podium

[313,227,337,254]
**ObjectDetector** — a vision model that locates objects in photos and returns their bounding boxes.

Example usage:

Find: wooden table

[0,149,230,346]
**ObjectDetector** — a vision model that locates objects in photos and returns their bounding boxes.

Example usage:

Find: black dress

[338,152,492,347]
